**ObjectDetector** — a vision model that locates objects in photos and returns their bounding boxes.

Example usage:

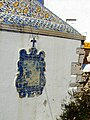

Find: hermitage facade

[0,0,86,120]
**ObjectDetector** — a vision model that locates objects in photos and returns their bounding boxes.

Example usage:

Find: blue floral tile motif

[38,0,44,5]
[15,38,46,98]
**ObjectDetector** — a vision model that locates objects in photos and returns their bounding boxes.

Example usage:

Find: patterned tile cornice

[0,0,80,35]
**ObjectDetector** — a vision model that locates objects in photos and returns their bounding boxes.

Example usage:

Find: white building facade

[0,0,85,120]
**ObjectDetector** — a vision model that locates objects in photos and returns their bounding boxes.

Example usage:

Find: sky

[44,0,90,42]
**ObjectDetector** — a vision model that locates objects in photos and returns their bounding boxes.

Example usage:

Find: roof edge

[0,24,86,41]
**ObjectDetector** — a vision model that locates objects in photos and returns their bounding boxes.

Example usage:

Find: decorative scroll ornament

[15,38,46,98]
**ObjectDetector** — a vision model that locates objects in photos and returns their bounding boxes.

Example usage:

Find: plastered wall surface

[0,31,80,120]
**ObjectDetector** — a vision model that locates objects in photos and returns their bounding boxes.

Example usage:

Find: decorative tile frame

[16,38,46,98]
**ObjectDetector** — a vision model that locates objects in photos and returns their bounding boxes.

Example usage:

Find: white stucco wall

[0,31,81,120]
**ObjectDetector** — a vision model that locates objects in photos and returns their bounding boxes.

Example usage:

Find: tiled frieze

[0,0,80,34]
[0,12,79,34]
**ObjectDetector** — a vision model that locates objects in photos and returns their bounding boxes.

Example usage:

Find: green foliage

[60,90,90,120]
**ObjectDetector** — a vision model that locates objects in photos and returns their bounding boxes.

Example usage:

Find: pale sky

[44,0,90,41]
